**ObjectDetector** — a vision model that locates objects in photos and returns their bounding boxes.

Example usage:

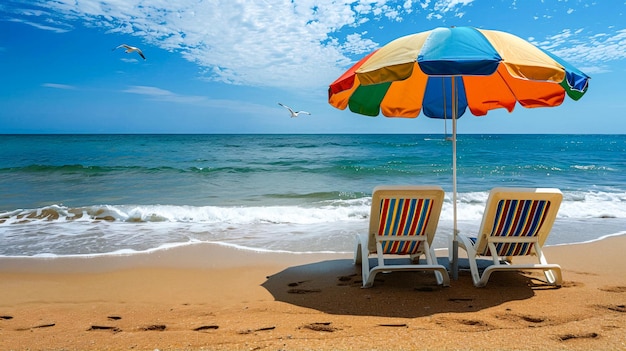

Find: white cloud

[427,13,443,20]
[18,0,388,90]
[431,0,474,15]
[5,0,481,90]
[342,32,378,54]
[421,0,472,20]
[42,83,76,89]
[577,64,611,75]
[122,85,207,104]
[7,0,622,90]
[121,85,278,114]
[533,29,626,70]
[403,0,414,12]
[8,17,71,33]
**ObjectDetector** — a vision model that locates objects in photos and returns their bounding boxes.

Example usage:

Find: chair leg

[423,242,444,285]
[354,234,375,288]
[544,269,556,284]
[354,237,363,265]
[448,235,455,265]
[456,235,482,286]
[534,244,561,285]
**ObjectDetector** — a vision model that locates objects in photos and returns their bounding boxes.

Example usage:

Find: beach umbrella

[328,26,590,279]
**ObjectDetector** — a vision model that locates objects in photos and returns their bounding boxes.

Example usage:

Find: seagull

[113,44,146,60]
[278,103,311,118]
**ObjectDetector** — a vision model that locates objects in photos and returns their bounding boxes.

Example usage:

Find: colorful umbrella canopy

[329,26,589,119]
[328,26,590,279]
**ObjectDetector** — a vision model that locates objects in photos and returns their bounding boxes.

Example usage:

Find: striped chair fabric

[377,197,433,255]
[479,199,551,257]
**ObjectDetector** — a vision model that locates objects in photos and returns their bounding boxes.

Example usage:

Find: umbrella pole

[451,77,459,280]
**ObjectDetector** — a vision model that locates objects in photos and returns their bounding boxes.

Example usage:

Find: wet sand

[0,235,625,350]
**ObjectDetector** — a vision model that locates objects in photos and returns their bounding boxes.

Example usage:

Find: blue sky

[1,0,625,134]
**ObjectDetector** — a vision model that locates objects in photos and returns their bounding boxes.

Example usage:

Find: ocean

[1,134,625,257]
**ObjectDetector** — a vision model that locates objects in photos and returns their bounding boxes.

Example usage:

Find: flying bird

[113,44,146,60]
[278,103,311,118]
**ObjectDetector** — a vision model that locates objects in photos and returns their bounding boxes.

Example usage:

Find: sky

[1,0,625,134]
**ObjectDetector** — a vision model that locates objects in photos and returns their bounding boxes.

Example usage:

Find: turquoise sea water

[1,134,625,257]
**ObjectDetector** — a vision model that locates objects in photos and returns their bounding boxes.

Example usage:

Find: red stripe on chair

[408,199,424,235]
[488,200,550,256]
[378,198,390,236]
[377,198,433,255]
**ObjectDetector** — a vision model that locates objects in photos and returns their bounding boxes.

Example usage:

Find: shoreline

[2,216,625,257]
[1,226,624,261]
[0,235,625,350]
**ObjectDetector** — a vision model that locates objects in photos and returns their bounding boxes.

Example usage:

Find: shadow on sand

[262,257,555,318]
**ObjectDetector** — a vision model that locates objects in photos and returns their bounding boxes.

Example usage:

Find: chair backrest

[368,185,445,254]
[475,187,563,257]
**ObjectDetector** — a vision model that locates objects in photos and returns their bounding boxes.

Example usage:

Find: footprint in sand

[287,280,311,287]
[447,318,494,332]
[87,325,121,333]
[377,323,408,327]
[560,281,583,288]
[337,274,359,286]
[597,304,626,313]
[599,285,626,293]
[194,325,219,331]
[460,319,489,327]
[288,288,322,294]
[287,280,322,294]
[495,312,549,326]
[338,275,355,282]
[558,332,599,341]
[237,326,275,334]
[142,324,166,331]
[519,315,546,323]
[16,323,55,331]
[300,322,339,332]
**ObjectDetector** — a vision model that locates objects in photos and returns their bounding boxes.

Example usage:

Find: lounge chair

[354,185,450,288]
[452,187,563,287]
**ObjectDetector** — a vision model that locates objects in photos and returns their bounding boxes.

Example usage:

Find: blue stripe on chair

[378,198,433,255]
[488,199,550,256]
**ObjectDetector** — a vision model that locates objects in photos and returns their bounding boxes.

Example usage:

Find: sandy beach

[1,235,625,351]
